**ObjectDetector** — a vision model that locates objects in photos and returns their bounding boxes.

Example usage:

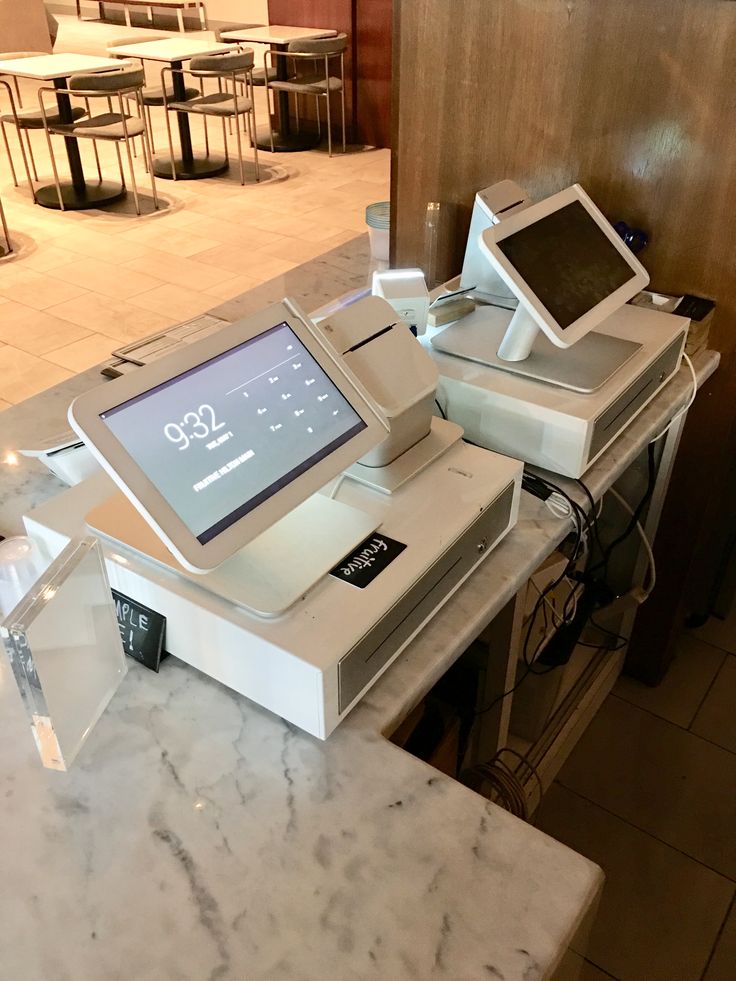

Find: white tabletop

[0,53,122,81]
[221,25,337,45]
[106,38,231,63]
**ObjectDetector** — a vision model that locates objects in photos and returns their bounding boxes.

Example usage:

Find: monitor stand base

[431,305,642,394]
[86,493,380,618]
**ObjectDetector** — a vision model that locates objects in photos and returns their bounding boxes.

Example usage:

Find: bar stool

[0,51,81,185]
[264,34,348,157]
[213,23,279,87]
[39,65,159,215]
[106,36,199,152]
[0,80,35,199]
[0,189,12,256]
[162,50,259,185]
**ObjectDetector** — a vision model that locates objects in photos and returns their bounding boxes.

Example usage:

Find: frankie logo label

[330,533,406,589]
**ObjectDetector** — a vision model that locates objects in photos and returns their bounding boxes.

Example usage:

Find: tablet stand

[86,493,380,618]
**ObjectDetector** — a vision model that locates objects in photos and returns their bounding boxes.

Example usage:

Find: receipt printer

[371,269,430,336]
[319,296,438,467]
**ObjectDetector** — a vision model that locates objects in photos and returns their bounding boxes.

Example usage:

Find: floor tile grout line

[584,955,619,979]
[699,890,736,980]
[687,650,729,732]
[554,780,736,886]
[609,690,736,758]
[688,629,736,659]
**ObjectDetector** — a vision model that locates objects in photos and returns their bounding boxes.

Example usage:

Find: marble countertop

[0,235,717,980]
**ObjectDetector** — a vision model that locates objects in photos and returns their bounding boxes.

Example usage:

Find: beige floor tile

[185,216,285,249]
[18,246,78,273]
[123,250,235,291]
[0,270,89,311]
[195,243,296,279]
[45,333,118,372]
[51,227,155,264]
[614,633,726,727]
[202,275,261,300]
[704,898,736,981]
[0,301,91,355]
[258,237,327,263]
[51,257,164,300]
[692,606,736,655]
[691,655,736,754]
[557,695,736,878]
[45,292,175,342]
[129,283,213,321]
[0,345,73,404]
[118,224,221,257]
[536,784,734,981]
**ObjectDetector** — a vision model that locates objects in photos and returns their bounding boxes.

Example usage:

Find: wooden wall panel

[354,0,392,149]
[392,0,736,355]
[0,0,52,53]
[268,0,392,147]
[391,0,736,679]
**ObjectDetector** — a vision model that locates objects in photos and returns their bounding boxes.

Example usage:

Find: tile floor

[0,14,390,406]
[538,617,736,980]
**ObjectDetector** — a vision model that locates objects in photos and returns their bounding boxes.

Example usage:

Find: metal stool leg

[340,87,346,153]
[163,102,177,180]
[0,120,18,186]
[41,124,64,211]
[233,109,244,185]
[23,129,38,181]
[0,197,12,254]
[325,92,332,157]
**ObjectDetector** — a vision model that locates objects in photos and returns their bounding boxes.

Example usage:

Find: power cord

[649,351,697,443]
[461,747,544,820]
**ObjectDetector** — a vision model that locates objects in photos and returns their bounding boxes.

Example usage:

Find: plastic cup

[366,201,390,262]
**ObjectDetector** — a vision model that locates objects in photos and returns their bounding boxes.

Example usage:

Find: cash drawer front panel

[338,481,515,713]
[589,336,684,463]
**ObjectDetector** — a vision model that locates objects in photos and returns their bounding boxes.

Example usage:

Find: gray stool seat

[269,75,342,94]
[167,92,252,116]
[54,112,146,140]
[2,105,86,129]
[40,65,158,215]
[161,48,259,185]
[131,82,200,106]
[251,65,278,85]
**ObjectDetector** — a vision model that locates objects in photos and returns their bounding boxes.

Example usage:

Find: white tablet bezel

[69,299,389,574]
[479,183,649,348]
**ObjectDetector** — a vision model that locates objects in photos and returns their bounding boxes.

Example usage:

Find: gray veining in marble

[1,235,716,980]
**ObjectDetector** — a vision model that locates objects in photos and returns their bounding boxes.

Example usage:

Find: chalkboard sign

[111,589,167,672]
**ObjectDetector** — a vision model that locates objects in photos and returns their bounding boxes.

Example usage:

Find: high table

[0,236,720,978]
[221,25,337,152]
[0,53,127,210]
[107,37,230,179]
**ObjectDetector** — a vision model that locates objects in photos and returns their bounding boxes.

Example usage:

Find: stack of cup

[365,201,390,263]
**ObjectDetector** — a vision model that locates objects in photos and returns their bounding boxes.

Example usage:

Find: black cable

[576,476,605,558]
[434,398,447,419]
[589,442,656,579]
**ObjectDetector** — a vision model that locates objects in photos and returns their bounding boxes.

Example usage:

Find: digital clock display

[100,322,366,543]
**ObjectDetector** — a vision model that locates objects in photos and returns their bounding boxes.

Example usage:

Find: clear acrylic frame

[0,536,127,770]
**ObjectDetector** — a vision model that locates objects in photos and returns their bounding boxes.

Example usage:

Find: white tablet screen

[100,322,366,543]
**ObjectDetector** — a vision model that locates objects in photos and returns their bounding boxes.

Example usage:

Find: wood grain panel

[354,0,392,148]
[268,0,392,146]
[267,0,356,141]
[0,0,52,53]
[391,0,736,678]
